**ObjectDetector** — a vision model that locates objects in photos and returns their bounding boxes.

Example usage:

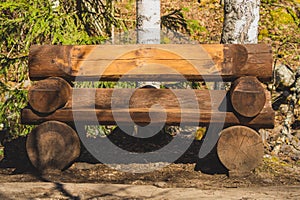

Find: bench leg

[217,125,264,176]
[26,121,80,173]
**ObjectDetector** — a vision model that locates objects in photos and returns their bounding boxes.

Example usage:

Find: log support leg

[28,77,71,113]
[230,76,266,117]
[217,125,264,177]
[26,121,81,173]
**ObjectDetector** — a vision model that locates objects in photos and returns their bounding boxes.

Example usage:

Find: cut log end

[217,125,264,173]
[26,121,80,172]
[230,76,266,117]
[28,77,71,113]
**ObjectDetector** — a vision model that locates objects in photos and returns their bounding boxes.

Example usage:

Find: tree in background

[215,0,260,90]
[136,0,161,44]
[136,0,161,89]
[221,0,260,44]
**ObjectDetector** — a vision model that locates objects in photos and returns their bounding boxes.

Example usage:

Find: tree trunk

[215,0,260,89]
[136,0,160,44]
[136,0,161,89]
[221,0,260,44]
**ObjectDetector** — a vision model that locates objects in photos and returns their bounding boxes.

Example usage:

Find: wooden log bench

[21,44,274,174]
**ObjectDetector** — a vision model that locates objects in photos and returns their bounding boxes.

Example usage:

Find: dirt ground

[0,182,299,200]
[0,157,300,199]
[0,136,299,199]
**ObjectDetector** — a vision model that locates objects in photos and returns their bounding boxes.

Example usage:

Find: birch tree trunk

[136,0,160,44]
[221,0,260,44]
[215,0,260,89]
[136,0,161,88]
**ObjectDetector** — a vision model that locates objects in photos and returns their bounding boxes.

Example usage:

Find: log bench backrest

[28,44,273,81]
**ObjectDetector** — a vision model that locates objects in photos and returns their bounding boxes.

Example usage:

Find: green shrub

[0,0,123,138]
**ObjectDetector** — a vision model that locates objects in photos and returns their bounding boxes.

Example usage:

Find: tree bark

[136,0,161,88]
[215,0,261,89]
[221,0,260,44]
[136,0,160,44]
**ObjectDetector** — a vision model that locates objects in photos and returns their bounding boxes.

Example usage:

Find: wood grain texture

[26,121,80,172]
[28,44,272,81]
[28,77,71,113]
[21,89,274,127]
[69,88,226,110]
[20,108,275,128]
[217,126,264,172]
[230,76,266,117]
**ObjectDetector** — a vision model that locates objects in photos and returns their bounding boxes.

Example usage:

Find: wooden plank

[21,90,274,127]
[28,44,273,81]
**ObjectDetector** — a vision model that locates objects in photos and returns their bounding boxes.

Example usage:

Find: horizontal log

[21,90,274,127]
[69,88,227,110]
[29,86,273,112]
[20,108,274,128]
[230,76,266,117]
[28,77,71,113]
[28,44,273,81]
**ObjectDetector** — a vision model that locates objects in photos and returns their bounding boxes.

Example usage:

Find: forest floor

[0,136,299,199]
[0,161,299,199]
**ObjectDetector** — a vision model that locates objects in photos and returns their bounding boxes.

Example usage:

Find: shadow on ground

[0,129,228,175]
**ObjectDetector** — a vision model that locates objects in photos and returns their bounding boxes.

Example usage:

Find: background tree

[136,0,161,89]
[221,0,260,44]
[215,0,261,89]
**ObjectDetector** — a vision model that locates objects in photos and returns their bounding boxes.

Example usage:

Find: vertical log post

[230,76,266,117]
[217,125,264,175]
[28,77,71,113]
[26,121,80,172]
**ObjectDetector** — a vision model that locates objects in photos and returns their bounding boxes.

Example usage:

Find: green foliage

[0,0,124,138]
[270,8,295,26]
[186,19,208,35]
[259,0,300,69]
